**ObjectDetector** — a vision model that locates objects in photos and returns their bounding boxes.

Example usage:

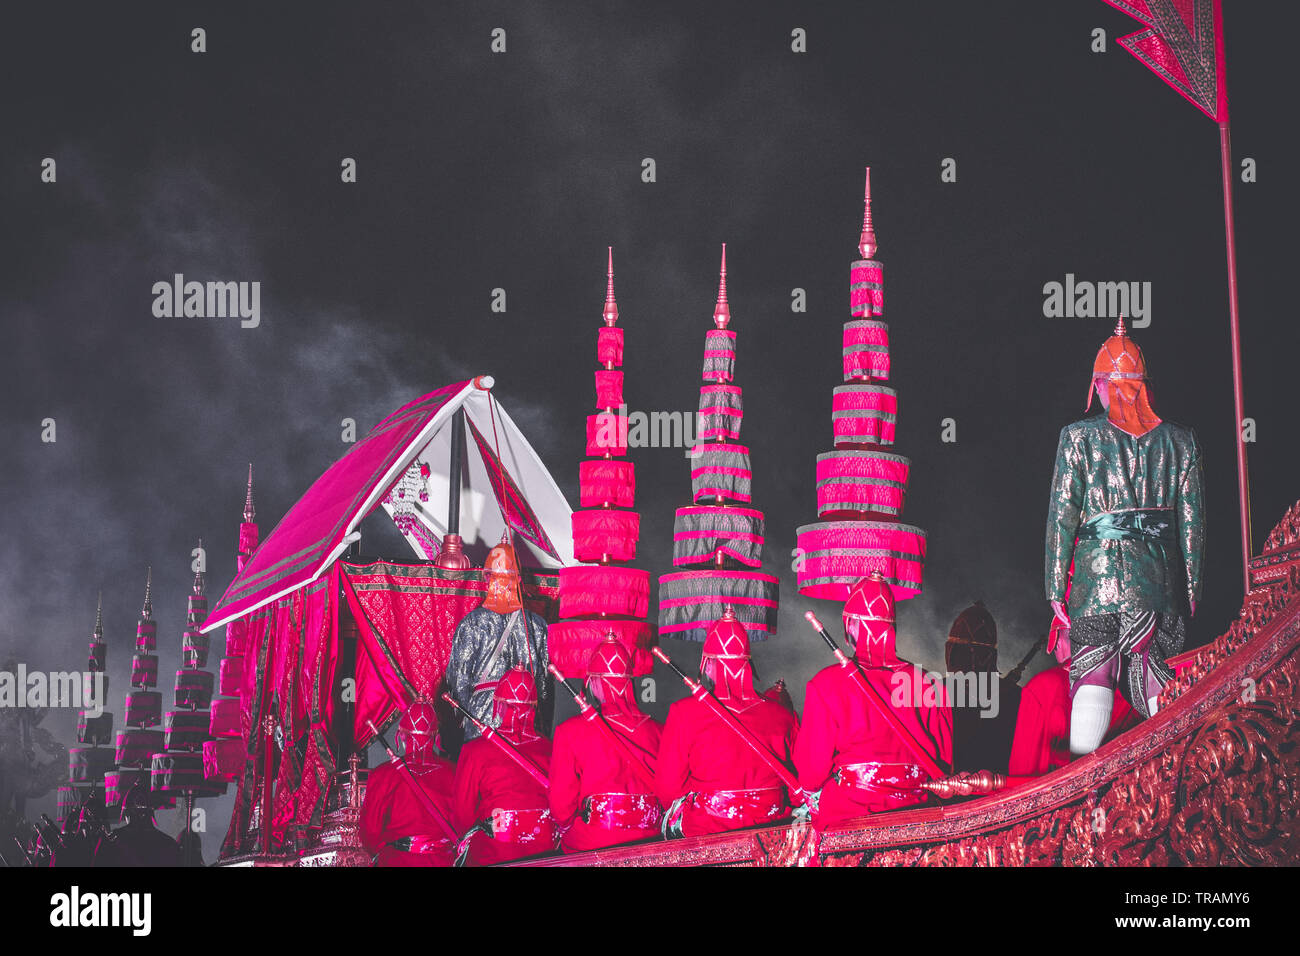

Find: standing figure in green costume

[1045,316,1205,756]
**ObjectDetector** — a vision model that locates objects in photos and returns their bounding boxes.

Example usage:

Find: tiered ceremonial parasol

[550,249,655,676]
[659,245,779,641]
[795,170,927,601]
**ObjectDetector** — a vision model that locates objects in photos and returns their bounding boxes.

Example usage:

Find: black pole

[448,408,465,535]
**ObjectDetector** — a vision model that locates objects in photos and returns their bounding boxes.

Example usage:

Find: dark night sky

[2,3,1296,858]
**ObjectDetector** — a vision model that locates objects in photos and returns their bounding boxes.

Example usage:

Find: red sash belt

[387,834,453,854]
[833,761,925,793]
[581,792,662,830]
[692,787,785,824]
[489,807,556,846]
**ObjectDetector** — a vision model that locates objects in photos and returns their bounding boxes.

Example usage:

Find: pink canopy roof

[202,379,574,633]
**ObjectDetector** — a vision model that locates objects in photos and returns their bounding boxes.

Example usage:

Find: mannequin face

[1095,379,1111,410]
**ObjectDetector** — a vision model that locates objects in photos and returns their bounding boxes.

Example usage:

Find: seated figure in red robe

[452,668,556,865]
[550,636,664,853]
[656,608,799,838]
[794,572,953,826]
[1008,616,1139,775]
[359,698,457,866]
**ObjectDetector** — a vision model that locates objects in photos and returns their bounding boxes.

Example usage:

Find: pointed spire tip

[602,246,619,327]
[713,243,731,329]
[858,166,878,259]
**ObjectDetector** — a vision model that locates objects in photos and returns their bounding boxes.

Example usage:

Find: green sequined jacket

[1045,414,1205,618]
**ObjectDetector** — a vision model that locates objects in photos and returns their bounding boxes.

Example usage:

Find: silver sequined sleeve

[1045,424,1085,603]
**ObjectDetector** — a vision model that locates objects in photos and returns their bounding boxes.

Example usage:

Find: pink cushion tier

[815,450,910,518]
[842,320,891,382]
[795,520,926,600]
[850,259,884,317]
[656,569,779,641]
[572,509,641,563]
[578,459,635,508]
[557,565,650,619]
[832,384,897,447]
[546,619,656,679]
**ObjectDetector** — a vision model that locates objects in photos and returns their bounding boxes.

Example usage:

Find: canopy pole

[448,408,465,535]
[435,407,473,569]
[1219,119,1252,595]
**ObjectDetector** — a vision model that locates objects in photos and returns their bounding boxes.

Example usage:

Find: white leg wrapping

[1070,685,1114,756]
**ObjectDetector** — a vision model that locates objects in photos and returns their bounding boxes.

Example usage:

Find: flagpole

[1218,117,1252,595]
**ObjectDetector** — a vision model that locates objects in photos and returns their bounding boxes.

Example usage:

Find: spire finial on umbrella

[193,537,206,595]
[713,243,730,329]
[602,246,620,327]
[142,566,153,619]
[858,167,877,259]
[94,591,104,639]
[243,463,256,523]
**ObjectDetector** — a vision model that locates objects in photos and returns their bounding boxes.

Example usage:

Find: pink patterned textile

[697,384,743,441]
[547,619,656,679]
[223,618,249,657]
[558,565,650,619]
[671,505,766,567]
[850,259,884,317]
[832,384,897,446]
[795,520,927,600]
[585,413,629,457]
[578,459,635,508]
[657,569,779,641]
[702,329,737,382]
[209,698,241,737]
[689,443,752,503]
[597,326,624,366]
[202,736,244,782]
[341,561,559,749]
[572,509,640,563]
[218,655,244,696]
[815,450,910,517]
[594,370,624,409]
[842,320,891,381]
[1104,0,1229,123]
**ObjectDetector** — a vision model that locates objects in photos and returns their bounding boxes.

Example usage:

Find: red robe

[794,662,953,827]
[452,735,555,865]
[550,711,664,852]
[1008,664,1140,775]
[655,696,799,837]
[358,757,457,867]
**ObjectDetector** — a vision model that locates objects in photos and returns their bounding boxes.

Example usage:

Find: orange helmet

[482,540,523,614]
[1086,316,1161,437]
